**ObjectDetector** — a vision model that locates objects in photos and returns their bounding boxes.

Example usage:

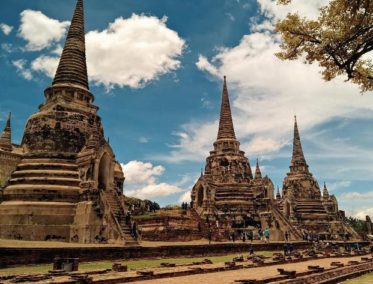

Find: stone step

[12,170,79,179]
[215,195,254,200]
[8,177,80,187]
[6,184,81,192]
[21,158,77,164]
[17,162,78,171]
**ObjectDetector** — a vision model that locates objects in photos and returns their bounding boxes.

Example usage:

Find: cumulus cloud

[354,208,373,220]
[326,181,351,192]
[18,10,69,51]
[16,12,185,89]
[257,0,329,20]
[138,137,149,144]
[162,0,373,164]
[341,191,373,200]
[0,23,13,35]
[12,59,32,80]
[179,191,191,203]
[31,55,59,77]
[85,14,185,89]
[121,160,183,200]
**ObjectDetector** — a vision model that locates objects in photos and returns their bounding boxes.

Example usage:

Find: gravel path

[132,255,366,284]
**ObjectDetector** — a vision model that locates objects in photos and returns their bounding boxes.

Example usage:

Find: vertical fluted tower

[254,158,262,180]
[217,76,236,141]
[0,113,12,152]
[289,116,309,175]
[53,0,88,90]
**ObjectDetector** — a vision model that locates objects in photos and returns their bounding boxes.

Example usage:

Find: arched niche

[98,152,112,190]
[285,201,291,218]
[196,186,204,207]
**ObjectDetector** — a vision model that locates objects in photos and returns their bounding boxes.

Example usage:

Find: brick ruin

[191,77,360,241]
[0,0,363,245]
[0,0,136,245]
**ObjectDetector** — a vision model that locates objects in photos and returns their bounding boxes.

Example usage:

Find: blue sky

[0,0,373,218]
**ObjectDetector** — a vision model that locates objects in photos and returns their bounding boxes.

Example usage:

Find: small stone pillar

[366,215,373,235]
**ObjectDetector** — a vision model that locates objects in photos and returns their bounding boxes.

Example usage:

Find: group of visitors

[124,211,139,240]
[181,202,189,210]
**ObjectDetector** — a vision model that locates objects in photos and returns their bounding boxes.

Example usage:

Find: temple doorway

[285,201,291,218]
[98,153,111,190]
[197,186,204,207]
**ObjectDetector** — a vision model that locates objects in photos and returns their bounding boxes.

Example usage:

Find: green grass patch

[342,272,373,284]
[0,251,276,276]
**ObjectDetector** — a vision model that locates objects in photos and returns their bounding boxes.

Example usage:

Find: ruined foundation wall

[0,152,21,187]
[136,215,203,241]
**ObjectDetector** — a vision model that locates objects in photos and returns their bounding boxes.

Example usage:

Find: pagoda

[191,77,276,233]
[279,117,359,240]
[0,0,135,244]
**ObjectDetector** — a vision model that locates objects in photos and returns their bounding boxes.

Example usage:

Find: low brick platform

[0,241,369,267]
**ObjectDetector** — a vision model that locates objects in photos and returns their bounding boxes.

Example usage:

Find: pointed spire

[290,116,309,174]
[276,186,281,199]
[217,76,236,140]
[53,0,89,90]
[323,182,329,199]
[0,112,12,152]
[255,158,262,179]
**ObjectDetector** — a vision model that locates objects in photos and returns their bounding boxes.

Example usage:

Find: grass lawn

[342,272,373,283]
[0,251,276,276]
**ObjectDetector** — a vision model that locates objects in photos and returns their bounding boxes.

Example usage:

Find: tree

[276,0,373,92]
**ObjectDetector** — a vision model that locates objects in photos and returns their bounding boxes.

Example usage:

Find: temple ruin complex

[0,0,135,245]
[191,77,359,241]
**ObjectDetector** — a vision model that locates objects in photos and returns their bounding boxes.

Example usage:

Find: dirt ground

[131,255,368,284]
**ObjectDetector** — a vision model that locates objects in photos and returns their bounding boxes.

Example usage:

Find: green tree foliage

[346,216,368,236]
[276,0,373,92]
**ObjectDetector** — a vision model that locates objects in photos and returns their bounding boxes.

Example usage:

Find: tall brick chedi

[191,79,359,241]
[0,0,135,244]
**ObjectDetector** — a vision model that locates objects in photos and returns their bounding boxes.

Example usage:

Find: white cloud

[164,19,373,163]
[354,208,373,220]
[341,191,373,201]
[12,59,32,80]
[179,191,191,203]
[126,183,182,200]
[31,55,59,77]
[86,14,185,89]
[257,0,329,20]
[226,13,235,21]
[121,160,164,186]
[121,160,183,200]
[16,12,185,89]
[18,10,69,51]
[139,137,149,144]
[326,181,351,192]
[0,23,13,35]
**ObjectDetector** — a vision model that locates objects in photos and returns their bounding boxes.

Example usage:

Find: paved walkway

[132,255,366,284]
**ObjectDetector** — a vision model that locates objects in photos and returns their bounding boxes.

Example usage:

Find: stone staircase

[214,187,255,211]
[270,204,303,240]
[294,199,330,220]
[189,208,224,241]
[4,156,81,202]
[103,190,138,246]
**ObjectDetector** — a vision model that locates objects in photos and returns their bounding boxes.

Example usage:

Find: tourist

[249,244,254,255]
[208,229,212,244]
[283,242,289,256]
[258,228,262,241]
[132,221,138,240]
[285,231,289,242]
[248,230,253,243]
[264,227,270,243]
